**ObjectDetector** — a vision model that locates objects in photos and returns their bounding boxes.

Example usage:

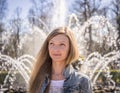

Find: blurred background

[0,0,120,92]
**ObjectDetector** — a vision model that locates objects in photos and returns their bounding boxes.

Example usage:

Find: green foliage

[97,70,120,83]
[0,72,7,84]
[111,71,120,83]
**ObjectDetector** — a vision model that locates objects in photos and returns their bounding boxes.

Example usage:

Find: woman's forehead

[50,34,69,42]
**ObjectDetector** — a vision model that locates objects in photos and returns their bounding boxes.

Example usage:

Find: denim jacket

[40,64,92,93]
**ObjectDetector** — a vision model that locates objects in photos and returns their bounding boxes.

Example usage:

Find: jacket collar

[63,64,75,79]
[45,64,75,80]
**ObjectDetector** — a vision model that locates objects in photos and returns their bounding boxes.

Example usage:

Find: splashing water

[1,15,120,89]
[80,51,120,85]
[0,54,34,86]
[50,0,67,30]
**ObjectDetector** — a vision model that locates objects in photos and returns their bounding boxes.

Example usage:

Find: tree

[3,8,23,58]
[0,0,7,20]
[68,0,116,56]
[71,0,105,22]
[0,0,7,53]
[110,0,120,50]
[28,0,53,32]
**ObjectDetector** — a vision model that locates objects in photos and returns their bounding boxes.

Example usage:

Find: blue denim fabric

[40,64,92,93]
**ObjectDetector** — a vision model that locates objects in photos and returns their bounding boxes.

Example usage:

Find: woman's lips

[53,54,61,56]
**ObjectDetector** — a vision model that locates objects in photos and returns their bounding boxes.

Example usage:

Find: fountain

[0,54,34,92]
[0,0,120,93]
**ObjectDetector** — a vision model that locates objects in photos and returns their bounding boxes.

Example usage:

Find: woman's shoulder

[64,63,90,81]
[73,69,89,80]
[64,64,91,87]
[71,62,90,82]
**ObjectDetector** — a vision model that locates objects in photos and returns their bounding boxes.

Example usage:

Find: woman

[29,26,92,93]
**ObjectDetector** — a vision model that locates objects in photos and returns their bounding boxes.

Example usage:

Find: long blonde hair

[29,26,79,93]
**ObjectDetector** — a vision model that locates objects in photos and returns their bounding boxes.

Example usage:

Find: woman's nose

[52,46,60,51]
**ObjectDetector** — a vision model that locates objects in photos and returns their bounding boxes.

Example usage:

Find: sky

[7,0,112,19]
[7,0,32,19]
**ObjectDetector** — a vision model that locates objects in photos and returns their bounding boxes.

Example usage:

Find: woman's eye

[49,42,54,45]
[60,43,65,46]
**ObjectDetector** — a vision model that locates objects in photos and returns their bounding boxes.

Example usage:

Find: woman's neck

[51,61,65,80]
[52,62,65,74]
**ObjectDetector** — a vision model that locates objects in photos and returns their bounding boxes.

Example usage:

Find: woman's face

[48,34,70,63]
